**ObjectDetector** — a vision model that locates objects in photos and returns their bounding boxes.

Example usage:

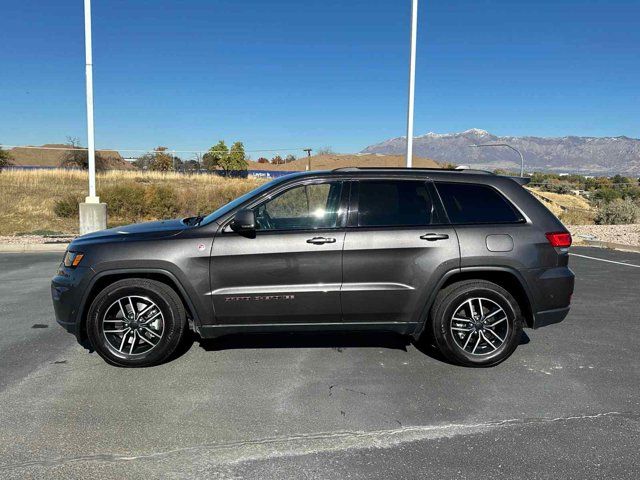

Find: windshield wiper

[183,215,205,226]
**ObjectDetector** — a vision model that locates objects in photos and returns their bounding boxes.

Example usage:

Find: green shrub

[144,185,178,218]
[595,199,639,225]
[539,181,573,194]
[53,194,82,218]
[592,187,622,203]
[98,183,178,221]
[99,183,147,218]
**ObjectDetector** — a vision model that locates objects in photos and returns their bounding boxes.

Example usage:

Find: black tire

[428,280,523,367]
[86,278,187,367]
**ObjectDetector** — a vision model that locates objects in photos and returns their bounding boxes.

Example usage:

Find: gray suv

[52,168,574,368]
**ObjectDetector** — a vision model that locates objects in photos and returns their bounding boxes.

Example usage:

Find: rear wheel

[87,278,187,367]
[428,280,523,367]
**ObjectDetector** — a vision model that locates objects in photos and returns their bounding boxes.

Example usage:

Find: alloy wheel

[450,297,509,356]
[101,295,165,356]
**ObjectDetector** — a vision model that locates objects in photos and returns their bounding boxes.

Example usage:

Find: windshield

[200,174,302,225]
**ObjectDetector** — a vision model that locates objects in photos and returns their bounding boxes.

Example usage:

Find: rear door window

[435,182,524,224]
[357,180,438,227]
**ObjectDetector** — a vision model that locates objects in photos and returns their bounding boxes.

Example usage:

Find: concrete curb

[582,239,640,254]
[0,243,69,253]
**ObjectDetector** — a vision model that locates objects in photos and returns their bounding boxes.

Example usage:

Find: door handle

[306,237,337,245]
[420,233,449,241]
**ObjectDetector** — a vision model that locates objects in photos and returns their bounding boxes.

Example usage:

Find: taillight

[545,232,572,248]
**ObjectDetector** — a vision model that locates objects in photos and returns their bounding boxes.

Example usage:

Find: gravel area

[0,235,75,245]
[568,224,640,247]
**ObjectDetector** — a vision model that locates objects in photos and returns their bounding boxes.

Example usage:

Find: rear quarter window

[435,182,524,224]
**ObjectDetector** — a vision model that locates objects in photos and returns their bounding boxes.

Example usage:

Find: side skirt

[198,322,420,339]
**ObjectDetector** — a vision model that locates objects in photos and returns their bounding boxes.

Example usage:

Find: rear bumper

[532,306,570,329]
[525,266,575,329]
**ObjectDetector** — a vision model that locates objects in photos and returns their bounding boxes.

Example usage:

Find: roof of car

[282,167,530,185]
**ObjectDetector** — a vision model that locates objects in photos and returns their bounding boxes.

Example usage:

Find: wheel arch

[76,269,200,346]
[414,266,535,339]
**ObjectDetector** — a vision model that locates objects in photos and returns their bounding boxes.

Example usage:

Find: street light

[469,143,525,177]
[84,0,96,201]
[405,0,419,168]
[79,0,107,234]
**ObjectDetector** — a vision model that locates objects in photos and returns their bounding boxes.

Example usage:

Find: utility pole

[304,148,312,171]
[469,143,525,177]
[79,0,107,234]
[405,0,419,168]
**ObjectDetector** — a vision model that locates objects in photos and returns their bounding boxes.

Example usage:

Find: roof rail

[331,166,495,175]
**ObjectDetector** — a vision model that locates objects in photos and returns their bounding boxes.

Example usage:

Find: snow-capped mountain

[361,129,640,175]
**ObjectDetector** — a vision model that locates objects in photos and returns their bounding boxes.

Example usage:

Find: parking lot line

[569,252,640,268]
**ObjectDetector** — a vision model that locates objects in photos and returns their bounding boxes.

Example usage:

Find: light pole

[469,143,525,177]
[405,0,419,168]
[84,0,97,200]
[79,0,107,234]
[303,148,312,171]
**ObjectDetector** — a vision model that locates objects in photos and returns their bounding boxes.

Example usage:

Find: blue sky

[1,0,639,156]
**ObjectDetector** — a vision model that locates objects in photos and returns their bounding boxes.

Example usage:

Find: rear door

[210,179,348,325]
[341,178,460,324]
[434,181,528,269]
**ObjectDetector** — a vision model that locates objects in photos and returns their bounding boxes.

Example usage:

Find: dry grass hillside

[248,153,442,171]
[9,144,133,170]
[0,169,263,235]
[527,187,595,224]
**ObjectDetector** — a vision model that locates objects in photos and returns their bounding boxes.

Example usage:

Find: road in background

[0,247,638,479]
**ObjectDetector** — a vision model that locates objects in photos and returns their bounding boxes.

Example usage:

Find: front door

[210,179,347,325]
[341,179,460,324]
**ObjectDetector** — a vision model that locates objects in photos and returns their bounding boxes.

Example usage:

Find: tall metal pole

[84,0,97,201]
[405,0,419,168]
[304,148,312,171]
[469,143,525,177]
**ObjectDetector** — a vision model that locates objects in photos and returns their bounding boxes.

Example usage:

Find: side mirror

[230,209,256,236]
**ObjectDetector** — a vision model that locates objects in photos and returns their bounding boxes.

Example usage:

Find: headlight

[63,251,85,268]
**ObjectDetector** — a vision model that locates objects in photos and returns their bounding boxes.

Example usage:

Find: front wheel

[86,278,187,367]
[428,280,523,367]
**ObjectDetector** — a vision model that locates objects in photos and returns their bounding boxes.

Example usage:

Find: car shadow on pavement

[197,331,410,352]
[168,330,530,365]
[413,330,531,366]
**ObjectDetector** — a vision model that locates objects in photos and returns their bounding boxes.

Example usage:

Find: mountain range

[361,129,640,175]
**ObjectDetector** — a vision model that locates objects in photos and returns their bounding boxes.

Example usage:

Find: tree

[202,140,229,172]
[0,146,13,171]
[257,157,269,164]
[611,174,632,185]
[225,141,248,173]
[133,153,154,170]
[60,137,109,170]
[203,140,248,175]
[271,155,284,165]
[181,159,200,172]
[148,147,174,171]
[317,146,335,155]
[284,154,297,163]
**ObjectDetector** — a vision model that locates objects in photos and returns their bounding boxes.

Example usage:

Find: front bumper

[51,265,92,339]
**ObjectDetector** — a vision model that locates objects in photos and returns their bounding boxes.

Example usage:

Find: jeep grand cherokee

[52,168,574,367]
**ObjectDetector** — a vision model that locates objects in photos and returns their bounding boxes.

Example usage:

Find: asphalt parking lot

[0,246,639,479]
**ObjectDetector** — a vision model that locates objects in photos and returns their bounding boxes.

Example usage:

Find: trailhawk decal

[208,282,414,296]
[224,295,295,302]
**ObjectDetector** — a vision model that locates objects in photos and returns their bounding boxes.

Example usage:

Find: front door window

[253,181,343,231]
